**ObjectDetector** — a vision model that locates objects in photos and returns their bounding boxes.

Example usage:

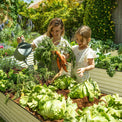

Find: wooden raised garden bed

[0,90,102,122]
[0,67,121,122]
[0,92,40,122]
[90,68,122,97]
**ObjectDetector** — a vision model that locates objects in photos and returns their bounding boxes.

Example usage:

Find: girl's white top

[72,45,96,83]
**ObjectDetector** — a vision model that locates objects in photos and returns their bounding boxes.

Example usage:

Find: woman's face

[50,25,63,40]
[76,34,88,49]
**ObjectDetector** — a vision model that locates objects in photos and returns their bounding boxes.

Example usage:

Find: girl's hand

[77,68,85,77]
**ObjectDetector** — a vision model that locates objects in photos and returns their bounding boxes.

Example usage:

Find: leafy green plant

[0,117,5,122]
[0,58,22,73]
[95,54,122,77]
[90,38,118,54]
[53,75,77,90]
[34,37,57,70]
[83,0,117,41]
[37,67,55,82]
[68,78,101,101]
[0,47,15,57]
[18,0,84,39]
[106,65,116,77]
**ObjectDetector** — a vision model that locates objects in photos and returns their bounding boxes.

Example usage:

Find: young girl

[71,25,96,82]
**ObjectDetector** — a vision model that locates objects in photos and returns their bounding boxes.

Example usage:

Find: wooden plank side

[90,72,122,87]
[90,68,122,96]
[0,93,41,122]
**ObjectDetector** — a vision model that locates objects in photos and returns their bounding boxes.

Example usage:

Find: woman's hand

[77,68,85,77]
[61,54,66,59]
[17,35,25,44]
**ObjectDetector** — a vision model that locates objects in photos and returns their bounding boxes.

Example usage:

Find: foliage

[37,67,55,82]
[78,94,122,121]
[90,38,118,54]
[39,98,66,120]
[0,0,20,22]
[0,117,5,122]
[118,43,122,55]
[0,17,40,48]
[0,27,14,43]
[0,0,37,48]
[83,0,117,41]
[0,56,122,121]
[1,0,119,44]
[0,70,9,92]
[20,84,78,120]
[0,68,37,99]
[0,47,15,57]
[53,75,77,90]
[68,78,101,101]
[95,54,122,77]
[0,58,21,73]
[18,0,84,39]
[34,37,57,70]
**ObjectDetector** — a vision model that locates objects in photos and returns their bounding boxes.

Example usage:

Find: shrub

[83,0,117,41]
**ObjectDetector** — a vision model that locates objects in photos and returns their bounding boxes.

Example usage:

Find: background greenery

[0,0,118,43]
[0,0,121,77]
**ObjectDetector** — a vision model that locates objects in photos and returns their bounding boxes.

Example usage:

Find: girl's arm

[85,58,95,71]
[77,58,95,77]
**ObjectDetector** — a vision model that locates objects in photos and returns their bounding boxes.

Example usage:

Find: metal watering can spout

[14,37,32,65]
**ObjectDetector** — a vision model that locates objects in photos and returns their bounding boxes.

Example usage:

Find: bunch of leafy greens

[95,53,122,77]
[37,67,55,82]
[20,84,78,120]
[52,75,77,90]
[68,78,101,102]
[78,94,122,121]
[34,37,57,70]
[20,84,65,120]
[0,70,9,92]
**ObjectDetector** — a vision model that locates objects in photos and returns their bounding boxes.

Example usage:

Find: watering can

[14,37,32,65]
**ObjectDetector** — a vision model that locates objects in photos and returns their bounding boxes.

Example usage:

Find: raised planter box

[0,92,40,122]
[90,68,122,96]
[0,68,122,122]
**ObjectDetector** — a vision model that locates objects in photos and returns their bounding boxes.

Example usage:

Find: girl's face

[50,25,63,40]
[76,34,90,49]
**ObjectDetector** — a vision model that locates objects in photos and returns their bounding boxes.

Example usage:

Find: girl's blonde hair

[75,25,91,41]
[46,18,65,38]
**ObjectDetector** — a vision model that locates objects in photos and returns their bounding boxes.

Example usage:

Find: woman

[17,18,71,74]
[18,18,70,49]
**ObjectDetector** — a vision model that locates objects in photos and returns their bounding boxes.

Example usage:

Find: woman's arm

[31,42,37,50]
[17,35,37,50]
